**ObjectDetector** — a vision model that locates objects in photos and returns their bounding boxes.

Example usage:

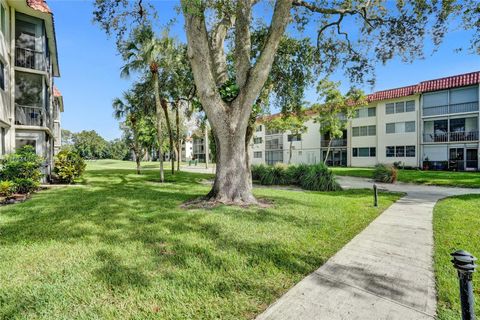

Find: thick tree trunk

[176,103,181,172]
[207,126,256,204]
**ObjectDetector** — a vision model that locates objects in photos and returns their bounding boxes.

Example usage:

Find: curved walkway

[257,176,480,320]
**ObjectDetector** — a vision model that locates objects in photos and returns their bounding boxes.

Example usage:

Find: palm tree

[112,92,143,174]
[120,25,173,182]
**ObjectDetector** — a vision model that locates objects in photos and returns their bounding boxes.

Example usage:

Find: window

[450,86,478,105]
[265,128,280,135]
[287,134,301,142]
[0,61,4,91]
[352,127,359,137]
[358,148,370,157]
[360,126,368,136]
[386,123,395,134]
[406,146,415,157]
[355,107,376,118]
[253,137,262,144]
[386,103,395,114]
[386,146,395,157]
[406,100,415,112]
[386,121,415,134]
[255,125,262,132]
[386,100,415,114]
[396,146,405,157]
[352,126,376,137]
[254,151,262,158]
[353,147,376,157]
[395,102,405,113]
[265,150,283,165]
[405,121,416,133]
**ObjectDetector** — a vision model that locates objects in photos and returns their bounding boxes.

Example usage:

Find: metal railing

[321,139,347,148]
[423,131,479,143]
[423,160,478,171]
[15,104,45,127]
[423,101,479,116]
[15,47,47,71]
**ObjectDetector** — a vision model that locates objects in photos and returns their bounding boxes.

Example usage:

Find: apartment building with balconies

[0,0,63,178]
[248,71,480,171]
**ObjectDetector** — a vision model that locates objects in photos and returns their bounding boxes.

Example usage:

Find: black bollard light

[373,183,378,207]
[451,250,477,320]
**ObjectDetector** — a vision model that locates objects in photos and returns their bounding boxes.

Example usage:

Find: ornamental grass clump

[300,163,342,191]
[252,162,341,191]
[373,164,398,183]
[260,163,290,185]
[251,164,269,181]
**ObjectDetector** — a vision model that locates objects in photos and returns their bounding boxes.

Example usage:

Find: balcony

[15,105,46,127]
[15,47,47,71]
[423,131,479,143]
[423,101,479,117]
[321,139,347,148]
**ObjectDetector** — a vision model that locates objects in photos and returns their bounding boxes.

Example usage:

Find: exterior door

[466,149,478,170]
[449,148,465,171]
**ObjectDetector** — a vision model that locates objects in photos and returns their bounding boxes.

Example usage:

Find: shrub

[0,145,43,182]
[260,163,290,185]
[300,163,341,191]
[13,178,39,194]
[286,163,310,185]
[53,149,86,184]
[0,146,43,194]
[0,180,15,197]
[251,164,269,181]
[373,164,398,183]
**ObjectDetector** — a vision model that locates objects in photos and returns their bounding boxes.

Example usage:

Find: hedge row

[251,163,341,191]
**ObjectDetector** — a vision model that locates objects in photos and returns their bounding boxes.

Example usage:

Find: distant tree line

[61,129,131,160]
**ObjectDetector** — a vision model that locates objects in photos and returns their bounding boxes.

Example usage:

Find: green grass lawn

[434,194,480,319]
[330,167,480,188]
[0,160,401,319]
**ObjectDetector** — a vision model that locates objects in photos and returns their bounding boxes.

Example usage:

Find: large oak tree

[94,0,479,204]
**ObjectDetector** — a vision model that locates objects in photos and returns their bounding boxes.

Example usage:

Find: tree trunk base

[181,194,273,209]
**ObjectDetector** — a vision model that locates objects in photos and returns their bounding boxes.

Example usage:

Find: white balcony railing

[15,104,46,127]
[423,131,479,143]
[15,47,47,71]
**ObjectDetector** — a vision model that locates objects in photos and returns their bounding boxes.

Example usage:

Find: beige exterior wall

[376,96,420,167]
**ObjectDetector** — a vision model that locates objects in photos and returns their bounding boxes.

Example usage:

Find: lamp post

[451,250,477,320]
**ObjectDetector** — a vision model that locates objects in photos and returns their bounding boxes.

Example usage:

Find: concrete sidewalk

[257,177,480,320]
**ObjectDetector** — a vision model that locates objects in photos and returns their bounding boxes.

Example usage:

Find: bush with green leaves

[260,163,290,185]
[286,163,310,185]
[0,145,43,194]
[373,164,398,183]
[53,149,86,184]
[0,180,15,197]
[251,164,269,181]
[252,162,341,191]
[300,163,342,191]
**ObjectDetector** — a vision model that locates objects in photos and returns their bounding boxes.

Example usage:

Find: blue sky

[50,0,480,141]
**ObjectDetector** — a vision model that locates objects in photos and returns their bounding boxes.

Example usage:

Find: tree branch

[235,0,252,89]
[240,0,292,119]
[181,0,227,124]
[209,14,235,85]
